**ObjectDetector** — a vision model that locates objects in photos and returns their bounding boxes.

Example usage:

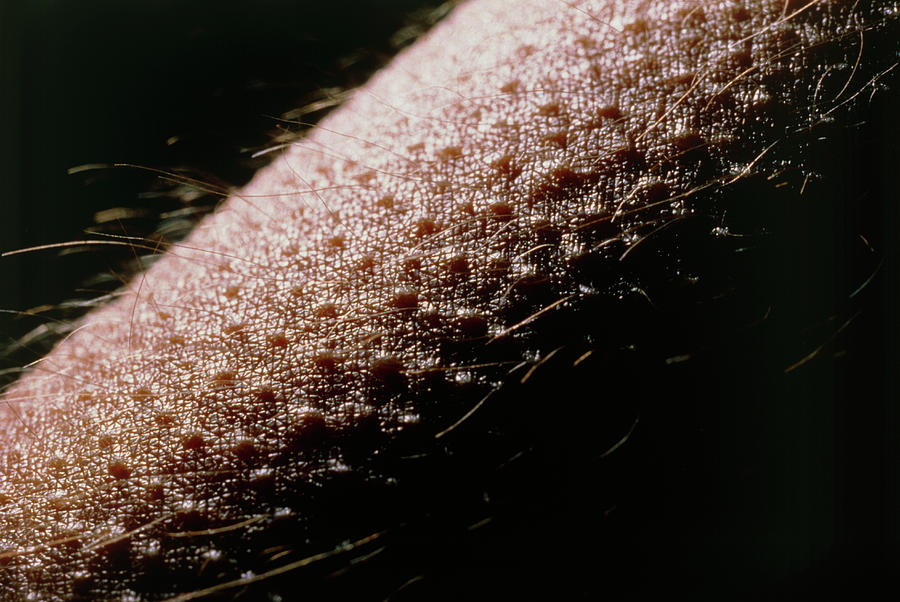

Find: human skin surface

[1,0,899,600]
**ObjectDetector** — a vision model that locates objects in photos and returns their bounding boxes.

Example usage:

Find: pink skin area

[1,0,899,599]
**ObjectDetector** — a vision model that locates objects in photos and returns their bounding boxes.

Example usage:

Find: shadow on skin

[1,1,899,600]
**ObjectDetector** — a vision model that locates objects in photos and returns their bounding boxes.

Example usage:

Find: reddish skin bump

[326,235,345,249]
[436,145,463,160]
[315,303,338,318]
[402,256,422,273]
[597,105,623,121]
[107,461,132,481]
[255,387,276,405]
[266,333,290,348]
[448,255,470,275]
[414,217,438,237]
[544,130,569,149]
[489,257,511,275]
[47,457,67,475]
[370,357,406,394]
[673,132,707,153]
[181,433,205,451]
[457,315,489,339]
[643,181,670,205]
[421,310,444,329]
[537,102,562,117]
[489,201,514,220]
[358,254,377,272]
[284,412,330,454]
[232,440,258,463]
[389,290,419,310]
[312,351,339,371]
[376,194,396,209]
[371,356,404,378]
[0,0,897,599]
[490,153,521,179]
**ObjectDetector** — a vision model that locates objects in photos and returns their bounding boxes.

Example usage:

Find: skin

[1,0,899,599]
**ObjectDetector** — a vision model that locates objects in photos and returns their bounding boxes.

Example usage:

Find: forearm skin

[1,1,898,599]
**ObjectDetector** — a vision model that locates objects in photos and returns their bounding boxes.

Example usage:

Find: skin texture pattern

[1,1,899,599]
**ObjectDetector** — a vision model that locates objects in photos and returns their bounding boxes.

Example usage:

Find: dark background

[0,1,898,599]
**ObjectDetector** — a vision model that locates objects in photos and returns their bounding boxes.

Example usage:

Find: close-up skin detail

[1,0,899,600]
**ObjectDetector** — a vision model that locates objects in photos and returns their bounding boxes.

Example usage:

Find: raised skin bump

[1,1,899,599]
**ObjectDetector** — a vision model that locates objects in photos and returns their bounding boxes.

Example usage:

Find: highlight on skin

[1,0,898,599]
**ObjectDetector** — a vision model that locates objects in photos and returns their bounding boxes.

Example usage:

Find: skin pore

[1,0,899,600]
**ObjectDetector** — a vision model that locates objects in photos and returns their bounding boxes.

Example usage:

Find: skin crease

[1,0,899,600]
